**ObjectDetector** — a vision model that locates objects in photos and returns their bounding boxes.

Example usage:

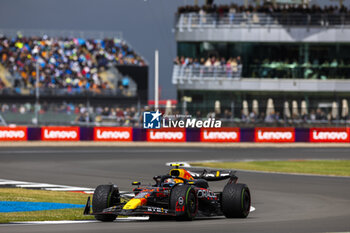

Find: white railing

[176,13,350,31]
[0,29,123,40]
[172,64,242,84]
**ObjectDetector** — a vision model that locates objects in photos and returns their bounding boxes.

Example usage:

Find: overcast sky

[0,0,346,100]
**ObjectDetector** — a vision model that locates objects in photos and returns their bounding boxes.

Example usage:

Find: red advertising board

[94,127,133,141]
[310,128,350,143]
[0,126,27,141]
[41,126,80,141]
[200,128,240,142]
[147,128,186,142]
[255,127,295,143]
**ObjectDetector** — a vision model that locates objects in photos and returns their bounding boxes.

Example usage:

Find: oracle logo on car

[200,128,240,142]
[255,128,295,143]
[310,128,350,143]
[147,128,186,142]
[0,127,27,141]
[41,127,80,141]
[94,127,132,141]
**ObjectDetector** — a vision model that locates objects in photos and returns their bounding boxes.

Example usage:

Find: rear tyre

[169,185,198,221]
[92,184,120,222]
[221,183,250,218]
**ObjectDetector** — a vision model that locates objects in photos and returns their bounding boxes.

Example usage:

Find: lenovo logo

[94,127,132,141]
[200,128,240,142]
[257,131,293,140]
[310,128,350,142]
[255,128,295,143]
[147,129,186,142]
[150,132,184,140]
[43,130,77,139]
[313,131,348,140]
[0,127,27,141]
[41,127,79,141]
[203,131,238,140]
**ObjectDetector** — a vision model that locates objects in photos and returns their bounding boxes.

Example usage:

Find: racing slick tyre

[170,185,198,221]
[92,184,120,222]
[221,183,251,218]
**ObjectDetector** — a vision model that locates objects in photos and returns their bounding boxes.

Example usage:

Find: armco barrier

[2,127,350,143]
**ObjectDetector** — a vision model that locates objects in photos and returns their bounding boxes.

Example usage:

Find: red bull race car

[84,164,251,221]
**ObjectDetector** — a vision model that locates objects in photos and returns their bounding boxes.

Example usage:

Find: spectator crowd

[174,56,350,79]
[174,55,242,67]
[178,3,349,15]
[0,35,146,90]
[0,101,348,126]
[248,58,350,79]
[177,3,350,26]
[174,56,243,78]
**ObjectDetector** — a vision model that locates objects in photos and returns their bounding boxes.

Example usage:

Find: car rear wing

[190,170,238,183]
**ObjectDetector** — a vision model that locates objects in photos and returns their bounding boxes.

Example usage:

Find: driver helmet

[164,178,176,187]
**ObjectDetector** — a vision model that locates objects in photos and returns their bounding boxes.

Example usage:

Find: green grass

[0,188,94,223]
[191,160,350,177]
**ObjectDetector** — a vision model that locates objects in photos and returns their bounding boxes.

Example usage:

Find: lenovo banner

[0,126,27,141]
[94,127,133,141]
[41,127,80,141]
[255,128,295,143]
[147,128,186,142]
[200,128,240,142]
[310,128,350,143]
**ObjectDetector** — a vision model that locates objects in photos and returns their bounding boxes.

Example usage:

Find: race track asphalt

[0,146,349,233]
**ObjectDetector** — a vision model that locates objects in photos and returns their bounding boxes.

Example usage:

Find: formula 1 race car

[83,164,251,221]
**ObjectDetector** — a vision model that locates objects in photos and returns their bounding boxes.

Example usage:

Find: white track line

[0,181,33,185]
[45,187,94,191]
[0,149,200,154]
[9,220,99,225]
[6,217,150,225]
[17,184,67,188]
[0,179,95,193]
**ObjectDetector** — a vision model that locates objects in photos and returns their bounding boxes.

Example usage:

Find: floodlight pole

[155,49,159,111]
[35,62,40,125]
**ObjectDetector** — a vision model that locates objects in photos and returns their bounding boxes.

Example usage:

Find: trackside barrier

[41,126,80,141]
[255,127,295,143]
[0,126,27,141]
[146,128,186,142]
[200,128,240,142]
[309,128,350,143]
[2,127,350,143]
[94,127,133,141]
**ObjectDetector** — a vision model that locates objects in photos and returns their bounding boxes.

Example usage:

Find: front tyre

[170,185,198,221]
[92,184,120,222]
[221,183,251,218]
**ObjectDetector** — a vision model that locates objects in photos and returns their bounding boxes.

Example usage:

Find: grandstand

[0,30,148,125]
[172,1,350,126]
